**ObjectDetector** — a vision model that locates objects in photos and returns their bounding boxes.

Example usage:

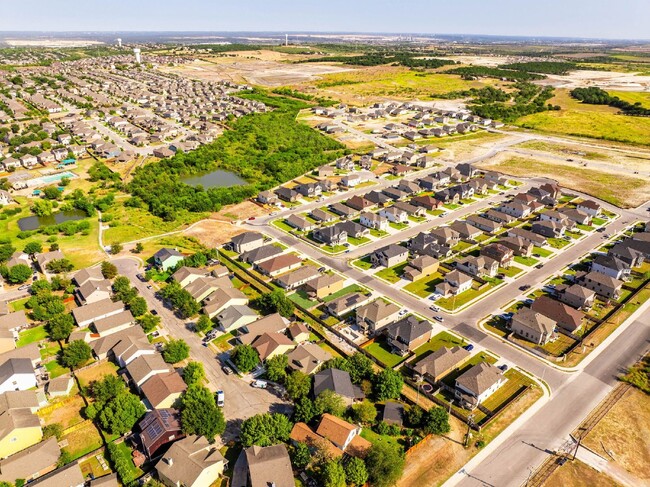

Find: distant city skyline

[2,0,650,40]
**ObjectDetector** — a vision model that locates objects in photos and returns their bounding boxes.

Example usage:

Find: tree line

[570,87,650,117]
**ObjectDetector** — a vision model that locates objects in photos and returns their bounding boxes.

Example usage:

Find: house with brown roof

[467,215,502,234]
[556,284,596,310]
[157,435,227,487]
[498,236,533,257]
[507,228,547,247]
[403,255,439,282]
[383,316,433,356]
[171,266,208,288]
[457,256,498,278]
[325,293,372,318]
[0,436,60,485]
[138,408,185,459]
[256,254,302,277]
[355,300,400,335]
[450,221,483,240]
[28,461,84,487]
[274,266,320,290]
[290,422,342,458]
[237,444,293,487]
[0,311,28,334]
[371,244,409,268]
[531,296,584,333]
[287,343,332,375]
[510,308,557,345]
[577,200,601,217]
[455,362,506,409]
[290,414,371,459]
[577,271,623,300]
[126,354,172,390]
[480,243,514,268]
[251,333,296,361]
[412,346,471,384]
[304,274,345,300]
[346,195,374,212]
[141,371,187,410]
[430,227,460,247]
[203,287,248,319]
[435,270,473,297]
[92,310,134,337]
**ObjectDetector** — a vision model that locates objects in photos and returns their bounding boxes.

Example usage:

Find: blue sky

[2,0,649,40]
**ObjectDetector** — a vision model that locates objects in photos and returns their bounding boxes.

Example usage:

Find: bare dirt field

[582,387,650,482]
[540,69,650,91]
[159,57,352,86]
[38,395,86,429]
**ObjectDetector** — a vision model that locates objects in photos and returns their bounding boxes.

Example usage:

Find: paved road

[111,257,291,441]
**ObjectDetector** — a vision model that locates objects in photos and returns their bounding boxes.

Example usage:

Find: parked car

[519,284,531,291]
[535,264,544,269]
[251,380,268,389]
[18,284,30,291]
[222,366,233,375]
[434,315,444,322]
[429,305,440,312]
[216,390,225,407]
[498,364,509,372]
[398,309,408,316]
[151,309,158,315]
[464,344,474,352]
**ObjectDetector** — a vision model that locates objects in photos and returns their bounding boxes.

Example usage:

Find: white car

[429,305,439,312]
[251,380,268,389]
[216,390,225,407]
[398,309,408,316]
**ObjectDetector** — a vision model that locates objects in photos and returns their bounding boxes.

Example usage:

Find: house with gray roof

[455,362,506,409]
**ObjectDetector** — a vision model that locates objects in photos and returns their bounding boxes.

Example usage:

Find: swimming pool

[26,171,77,187]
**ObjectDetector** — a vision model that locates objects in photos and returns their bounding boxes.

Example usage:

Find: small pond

[18,209,87,231]
[179,169,248,189]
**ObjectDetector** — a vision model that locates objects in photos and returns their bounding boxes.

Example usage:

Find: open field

[516,88,650,146]
[61,422,104,460]
[582,387,650,482]
[76,361,119,388]
[476,156,650,208]
[38,395,85,429]
[542,459,620,487]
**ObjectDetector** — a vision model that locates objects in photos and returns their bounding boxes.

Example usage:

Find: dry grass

[476,155,650,208]
[542,459,621,487]
[38,395,85,429]
[582,387,650,480]
[61,421,103,459]
[75,361,119,389]
[183,219,248,248]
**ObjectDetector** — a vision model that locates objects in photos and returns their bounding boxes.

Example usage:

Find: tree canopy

[240,413,293,447]
[162,339,190,364]
[180,385,226,441]
[231,344,259,373]
[62,340,91,369]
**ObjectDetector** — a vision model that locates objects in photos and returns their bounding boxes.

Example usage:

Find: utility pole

[464,414,475,447]
[572,427,586,461]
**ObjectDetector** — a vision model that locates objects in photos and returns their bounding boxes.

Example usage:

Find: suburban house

[231,232,265,253]
[364,190,392,206]
[325,293,371,318]
[531,297,584,333]
[454,363,506,409]
[435,270,473,297]
[591,255,631,281]
[0,437,60,485]
[412,346,471,384]
[92,310,135,337]
[499,201,531,219]
[251,333,296,361]
[35,250,65,273]
[75,279,112,305]
[274,266,320,290]
[329,203,358,219]
[393,201,425,217]
[240,245,283,265]
[0,358,36,394]
[140,371,187,410]
[171,266,209,288]
[371,244,409,268]
[430,227,460,247]
[153,248,184,271]
[27,462,84,487]
[138,408,185,459]
[507,228,547,247]
[339,221,369,239]
[499,236,533,257]
[577,200,601,216]
[480,243,514,268]
[303,274,345,300]
[382,402,405,427]
[0,311,28,334]
[257,190,278,205]
[532,220,566,238]
[310,208,336,223]
[383,316,434,356]
[411,195,444,211]
[45,376,73,398]
[450,221,483,241]
[556,284,596,310]
[126,353,173,390]
[312,226,347,246]
[215,305,258,333]
[287,343,332,375]
[457,255,499,278]
[577,271,623,300]
[355,300,401,335]
[156,435,227,487]
[275,187,299,202]
[237,314,289,346]
[288,323,310,343]
[285,214,315,232]
[378,206,407,224]
[608,241,645,268]
[292,414,371,458]
[359,212,388,231]
[72,299,125,327]
[256,254,303,277]
[485,209,516,225]
[346,196,374,212]
[185,276,231,303]
[0,390,42,459]
[237,444,294,487]
[510,308,557,345]
[561,208,591,225]
[402,255,439,281]
[313,368,363,406]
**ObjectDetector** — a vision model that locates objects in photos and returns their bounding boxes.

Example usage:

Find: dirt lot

[582,387,650,482]
[541,69,650,92]
[182,218,249,248]
[159,56,352,86]
[543,459,621,487]
[75,361,119,388]
[38,395,85,429]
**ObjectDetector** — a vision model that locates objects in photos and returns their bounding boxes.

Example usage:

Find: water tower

[133,48,141,64]
[117,38,122,48]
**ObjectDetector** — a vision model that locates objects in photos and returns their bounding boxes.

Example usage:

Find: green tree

[183,361,205,386]
[347,353,375,384]
[254,289,295,318]
[180,385,225,441]
[101,261,118,279]
[137,313,160,333]
[422,407,451,435]
[265,354,288,383]
[46,258,73,273]
[196,314,213,333]
[43,186,62,200]
[98,392,145,435]
[62,340,91,369]
[134,242,144,253]
[30,279,51,294]
[43,423,64,440]
[405,405,424,428]
[231,344,259,373]
[47,313,74,341]
[320,460,346,487]
[23,241,43,256]
[7,263,31,284]
[315,390,346,417]
[294,396,318,423]
[128,296,148,317]
[89,374,126,406]
[110,242,123,255]
[286,370,311,401]
[31,199,53,217]
[240,413,293,447]
[373,368,403,401]
[0,244,15,263]
[344,457,369,486]
[290,442,311,469]
[365,441,405,487]
[49,243,60,251]
[163,339,190,364]
[351,400,377,425]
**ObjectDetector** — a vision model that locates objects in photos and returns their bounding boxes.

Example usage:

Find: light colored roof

[30,461,84,487]
[251,332,295,361]
[0,390,39,411]
[243,444,294,487]
[0,311,28,331]
[356,300,400,324]
[274,266,320,287]
[288,322,309,340]
[0,358,34,385]
[46,376,73,394]
[513,308,557,336]
[413,346,471,378]
[216,304,257,328]
[73,267,104,286]
[257,254,302,274]
[72,299,125,325]
[0,437,60,483]
[238,313,288,345]
[287,343,332,374]
[171,266,206,284]
[304,273,345,292]
[126,354,171,385]
[93,310,134,334]
[91,326,148,358]
[89,473,118,487]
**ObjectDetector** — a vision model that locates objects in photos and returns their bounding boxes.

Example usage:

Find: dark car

[519,284,531,291]
[464,344,474,352]
[535,264,544,269]
[498,364,509,372]
[150,309,158,315]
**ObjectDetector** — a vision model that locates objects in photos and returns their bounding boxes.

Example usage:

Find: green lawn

[360,428,403,450]
[411,331,465,360]
[499,265,523,278]
[533,246,554,258]
[321,284,367,303]
[480,368,535,412]
[547,237,571,249]
[514,255,539,267]
[289,290,320,309]
[576,224,593,232]
[348,236,371,246]
[436,279,503,311]
[16,325,48,347]
[272,219,300,234]
[540,334,577,356]
[364,338,407,368]
[369,228,389,238]
[441,352,498,387]
[408,216,427,223]
[427,209,446,216]
[45,359,69,378]
[403,272,445,298]
[353,257,373,271]
[10,297,29,312]
[444,203,460,210]
[109,441,143,484]
[321,243,347,254]
[389,222,409,230]
[375,262,409,284]
[592,217,607,226]
[39,342,61,361]
[453,241,475,252]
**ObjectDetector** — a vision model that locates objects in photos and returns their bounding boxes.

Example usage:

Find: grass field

[516,140,607,160]
[514,255,539,267]
[321,284,367,303]
[375,262,408,284]
[542,459,620,487]
[76,361,119,388]
[516,88,650,146]
[436,279,503,311]
[476,156,649,208]
[61,421,104,460]
[16,325,47,347]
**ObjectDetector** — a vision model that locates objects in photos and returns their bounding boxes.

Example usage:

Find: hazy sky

[2,0,649,40]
